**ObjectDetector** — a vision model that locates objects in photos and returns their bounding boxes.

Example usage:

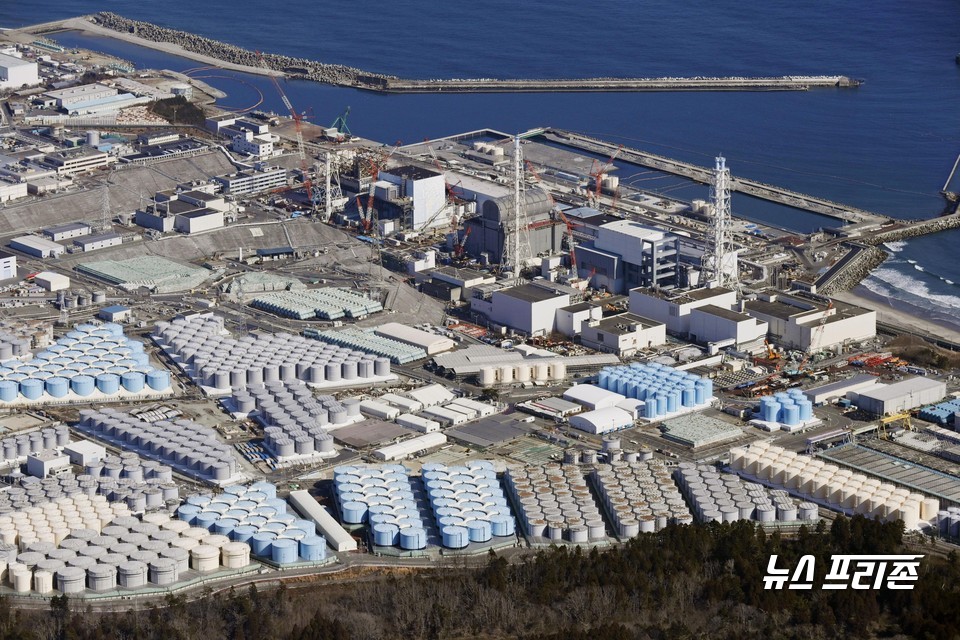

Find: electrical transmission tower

[701,155,737,289]
[101,185,111,230]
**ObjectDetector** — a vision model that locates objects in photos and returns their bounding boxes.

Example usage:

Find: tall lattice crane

[590,144,623,201]
[256,51,315,212]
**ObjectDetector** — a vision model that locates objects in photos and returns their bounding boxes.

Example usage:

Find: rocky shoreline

[90,12,394,88]
[818,246,889,295]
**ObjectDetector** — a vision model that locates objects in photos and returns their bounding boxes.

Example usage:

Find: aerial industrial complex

[0,15,956,606]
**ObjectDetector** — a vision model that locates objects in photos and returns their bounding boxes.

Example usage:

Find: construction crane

[878,411,913,439]
[331,107,351,137]
[590,144,624,201]
[256,51,314,212]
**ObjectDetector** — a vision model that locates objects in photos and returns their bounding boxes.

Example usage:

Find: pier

[543,129,890,226]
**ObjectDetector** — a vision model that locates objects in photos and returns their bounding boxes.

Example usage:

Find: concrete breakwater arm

[36,13,859,94]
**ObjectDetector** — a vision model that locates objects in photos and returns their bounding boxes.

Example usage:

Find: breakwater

[41,14,862,95]
[817,244,889,295]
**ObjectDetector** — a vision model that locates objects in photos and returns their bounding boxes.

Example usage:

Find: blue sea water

[3,1,960,326]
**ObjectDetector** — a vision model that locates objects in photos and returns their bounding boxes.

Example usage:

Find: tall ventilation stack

[504,135,532,283]
[701,155,736,289]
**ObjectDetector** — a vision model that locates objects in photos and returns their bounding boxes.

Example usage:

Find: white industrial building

[569,407,635,434]
[404,383,455,408]
[98,305,131,323]
[850,377,946,416]
[576,220,680,293]
[43,222,91,242]
[43,83,117,109]
[26,450,69,478]
[214,165,287,195]
[231,132,277,158]
[0,178,27,203]
[378,165,447,231]
[34,271,70,291]
[9,235,65,258]
[396,413,440,433]
[688,305,768,352]
[374,323,454,355]
[744,292,876,351]
[803,374,881,405]
[372,432,447,461]
[63,440,106,466]
[174,208,224,234]
[563,384,626,411]
[0,52,39,90]
[557,302,603,337]
[579,313,667,357]
[0,251,16,281]
[288,490,358,552]
[74,233,122,252]
[380,393,424,414]
[421,406,468,426]
[474,282,572,336]
[44,148,113,175]
[629,286,738,337]
[359,399,401,421]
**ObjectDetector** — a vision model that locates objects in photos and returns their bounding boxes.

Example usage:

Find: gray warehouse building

[461,186,564,264]
[851,377,947,416]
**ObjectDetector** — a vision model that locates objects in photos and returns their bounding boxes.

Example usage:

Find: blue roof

[256,247,294,256]
[101,305,129,313]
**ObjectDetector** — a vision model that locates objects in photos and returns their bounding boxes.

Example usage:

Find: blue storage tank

[681,387,696,407]
[783,404,800,426]
[131,353,150,367]
[195,512,218,531]
[655,394,667,417]
[797,400,813,421]
[490,515,515,537]
[667,390,680,413]
[19,378,43,400]
[467,520,492,543]
[694,384,706,405]
[146,370,170,391]
[45,376,69,398]
[95,374,120,394]
[70,375,95,396]
[121,371,145,393]
[124,340,144,353]
[298,536,327,561]
[340,501,367,524]
[644,401,657,419]
[250,532,276,556]
[697,379,713,399]
[399,528,427,550]
[441,525,469,549]
[213,518,239,537]
[231,525,257,544]
[0,380,16,402]
[372,523,399,547]
[176,504,201,524]
[761,399,781,423]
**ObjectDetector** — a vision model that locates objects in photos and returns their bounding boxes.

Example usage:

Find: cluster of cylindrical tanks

[251,288,382,321]
[77,408,238,483]
[758,390,814,427]
[597,363,713,419]
[0,493,130,550]
[238,382,336,459]
[673,462,817,524]
[334,465,432,550]
[177,482,326,564]
[0,323,170,404]
[1,464,176,515]
[936,507,960,538]
[0,508,258,595]
[422,461,516,549]
[504,464,606,543]
[478,361,566,387]
[591,461,693,537]
[729,443,937,528]
[79,452,178,510]
[0,425,69,463]
[153,314,391,393]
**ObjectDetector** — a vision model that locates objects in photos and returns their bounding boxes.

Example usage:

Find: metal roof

[856,377,945,402]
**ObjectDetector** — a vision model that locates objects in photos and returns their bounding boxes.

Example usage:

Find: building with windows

[9,235,64,258]
[472,282,573,336]
[579,313,667,357]
[629,286,738,337]
[43,148,113,175]
[43,222,91,242]
[74,233,122,252]
[576,220,680,293]
[0,251,16,280]
[376,165,447,231]
[214,165,286,195]
[744,292,876,351]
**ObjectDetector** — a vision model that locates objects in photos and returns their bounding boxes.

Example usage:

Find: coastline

[833,288,960,346]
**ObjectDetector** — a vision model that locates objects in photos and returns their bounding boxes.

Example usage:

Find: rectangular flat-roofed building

[74,232,121,252]
[43,222,91,242]
[34,271,69,291]
[851,377,946,416]
[9,235,64,258]
[0,251,15,280]
[174,208,224,234]
[0,52,39,90]
[579,312,667,357]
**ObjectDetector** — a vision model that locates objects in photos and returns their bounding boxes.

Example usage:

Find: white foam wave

[864,266,960,311]
[914,264,925,272]
[883,241,907,253]
[947,280,954,285]
[906,259,917,265]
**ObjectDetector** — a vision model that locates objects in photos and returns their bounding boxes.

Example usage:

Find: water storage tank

[221,541,250,568]
[189,545,219,572]
[121,372,145,393]
[85,130,100,146]
[146,370,170,391]
[45,376,70,398]
[374,358,390,377]
[479,367,496,387]
[271,537,298,564]
[0,380,16,402]
[70,375,95,397]
[551,362,566,381]
[56,566,87,593]
[19,379,43,400]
